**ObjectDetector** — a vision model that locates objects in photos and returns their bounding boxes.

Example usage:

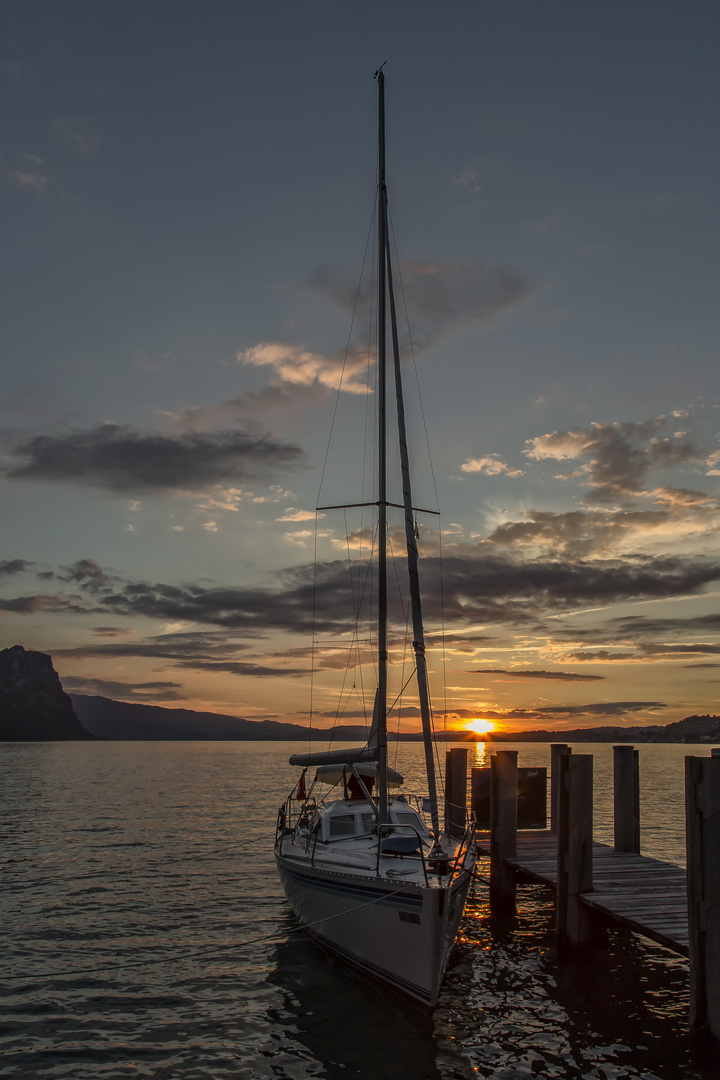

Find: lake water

[1,740,717,1080]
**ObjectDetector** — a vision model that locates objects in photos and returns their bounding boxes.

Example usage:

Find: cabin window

[328,815,356,837]
[359,813,375,833]
[393,812,426,832]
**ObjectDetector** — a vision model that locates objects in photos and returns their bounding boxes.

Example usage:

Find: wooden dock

[445,745,720,1041]
[475,830,689,956]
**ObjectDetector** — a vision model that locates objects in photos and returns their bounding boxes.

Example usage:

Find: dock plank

[474,829,688,956]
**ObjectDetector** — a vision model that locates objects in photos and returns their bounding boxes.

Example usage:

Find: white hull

[275,848,472,1007]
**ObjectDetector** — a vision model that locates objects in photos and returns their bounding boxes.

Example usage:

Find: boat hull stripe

[280,862,423,910]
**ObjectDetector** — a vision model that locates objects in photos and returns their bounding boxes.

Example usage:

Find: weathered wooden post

[686,755,720,1042]
[556,753,594,948]
[490,750,518,912]
[445,747,468,839]
[613,744,640,853]
[550,743,570,833]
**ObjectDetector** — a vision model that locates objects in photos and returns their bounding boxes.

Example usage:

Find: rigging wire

[387,208,441,512]
[309,511,319,752]
[315,195,378,507]
[438,513,449,744]
[312,197,380,748]
[386,667,418,717]
[386,524,411,770]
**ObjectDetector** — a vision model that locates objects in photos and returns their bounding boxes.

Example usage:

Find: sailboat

[274,69,476,1009]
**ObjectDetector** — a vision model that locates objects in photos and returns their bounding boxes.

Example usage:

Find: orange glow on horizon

[466,718,496,736]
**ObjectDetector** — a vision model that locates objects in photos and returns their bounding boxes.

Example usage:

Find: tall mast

[375,67,389,823]
[385,240,441,836]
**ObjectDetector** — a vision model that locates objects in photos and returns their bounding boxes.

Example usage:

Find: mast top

[374,62,387,80]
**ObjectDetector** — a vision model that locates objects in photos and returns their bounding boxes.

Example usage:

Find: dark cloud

[480,701,666,722]
[427,632,496,645]
[526,417,703,503]
[640,642,720,656]
[89,563,340,634]
[310,259,533,350]
[438,708,491,720]
[55,631,252,664]
[559,611,720,659]
[55,631,305,678]
[486,508,677,559]
[471,668,605,682]
[565,650,641,662]
[61,675,185,701]
[174,659,305,678]
[313,708,375,719]
[434,552,720,626]
[312,705,426,720]
[92,626,133,637]
[611,613,720,637]
[8,553,720,640]
[59,558,111,591]
[268,644,374,672]
[652,486,720,509]
[179,382,333,426]
[0,593,89,614]
[0,559,31,576]
[4,422,304,493]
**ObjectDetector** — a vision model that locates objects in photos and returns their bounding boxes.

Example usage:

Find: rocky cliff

[0,645,94,741]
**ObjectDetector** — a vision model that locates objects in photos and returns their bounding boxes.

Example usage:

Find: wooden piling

[613,745,640,853]
[556,753,594,948]
[550,743,570,833]
[685,755,720,1042]
[444,747,468,839]
[489,750,518,911]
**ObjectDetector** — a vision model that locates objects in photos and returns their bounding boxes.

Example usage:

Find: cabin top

[317,797,430,842]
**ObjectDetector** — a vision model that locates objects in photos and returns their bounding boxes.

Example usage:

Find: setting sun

[466,718,496,736]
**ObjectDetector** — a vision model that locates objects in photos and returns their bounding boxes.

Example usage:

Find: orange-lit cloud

[240,342,370,394]
[460,454,525,477]
[525,417,703,502]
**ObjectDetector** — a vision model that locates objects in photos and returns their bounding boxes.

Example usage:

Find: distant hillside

[69,695,375,741]
[10,639,719,744]
[479,715,720,744]
[68,694,720,744]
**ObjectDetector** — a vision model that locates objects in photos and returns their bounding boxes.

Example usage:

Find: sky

[2,1,720,735]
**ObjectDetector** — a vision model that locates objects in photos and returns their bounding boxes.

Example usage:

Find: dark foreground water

[1,741,717,1079]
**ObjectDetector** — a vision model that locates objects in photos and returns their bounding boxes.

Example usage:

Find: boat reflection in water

[267,927,450,1080]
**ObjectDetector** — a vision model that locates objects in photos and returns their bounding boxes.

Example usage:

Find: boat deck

[475,830,688,956]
